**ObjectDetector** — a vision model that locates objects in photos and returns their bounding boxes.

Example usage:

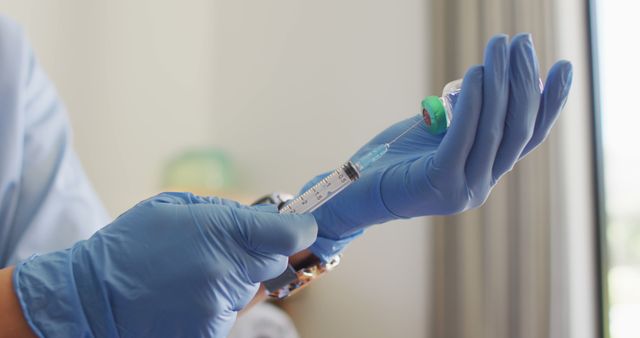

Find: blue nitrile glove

[13,192,317,338]
[305,34,573,261]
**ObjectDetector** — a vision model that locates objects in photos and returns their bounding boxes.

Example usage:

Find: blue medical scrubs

[0,16,110,267]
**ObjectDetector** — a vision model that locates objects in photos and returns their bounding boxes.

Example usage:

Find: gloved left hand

[304,34,573,261]
[13,192,317,338]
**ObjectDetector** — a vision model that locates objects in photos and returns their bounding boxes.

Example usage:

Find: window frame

[587,0,610,337]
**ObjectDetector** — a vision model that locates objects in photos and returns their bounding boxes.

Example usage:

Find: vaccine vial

[421,79,462,135]
[422,78,544,135]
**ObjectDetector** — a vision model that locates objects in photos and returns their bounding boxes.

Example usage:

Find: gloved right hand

[12,192,317,338]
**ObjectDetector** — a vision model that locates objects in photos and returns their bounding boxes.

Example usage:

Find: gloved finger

[230,207,318,256]
[492,34,541,181]
[251,204,279,213]
[245,254,290,283]
[232,284,261,311]
[150,191,246,207]
[520,60,573,157]
[212,310,239,338]
[430,65,483,177]
[465,34,510,194]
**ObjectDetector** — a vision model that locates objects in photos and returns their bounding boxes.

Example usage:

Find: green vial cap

[421,96,447,135]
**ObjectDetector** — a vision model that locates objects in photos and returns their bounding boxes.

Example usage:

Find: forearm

[0,267,36,338]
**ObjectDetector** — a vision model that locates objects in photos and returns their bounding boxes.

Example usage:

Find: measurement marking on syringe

[278,149,394,215]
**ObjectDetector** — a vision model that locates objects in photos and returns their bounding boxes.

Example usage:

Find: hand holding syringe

[280,35,556,217]
[278,121,418,215]
[279,34,572,244]
[278,79,463,215]
[268,34,572,299]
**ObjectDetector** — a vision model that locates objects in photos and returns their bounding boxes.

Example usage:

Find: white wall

[1,1,218,215]
[1,1,431,337]
[206,3,431,337]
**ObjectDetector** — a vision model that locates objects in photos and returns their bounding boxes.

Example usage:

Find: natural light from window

[596,1,640,337]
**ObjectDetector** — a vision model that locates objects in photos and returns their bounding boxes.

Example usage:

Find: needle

[386,118,423,147]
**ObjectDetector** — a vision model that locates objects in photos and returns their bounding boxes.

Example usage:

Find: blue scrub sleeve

[0,16,110,267]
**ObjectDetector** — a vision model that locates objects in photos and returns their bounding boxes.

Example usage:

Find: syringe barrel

[278,162,359,215]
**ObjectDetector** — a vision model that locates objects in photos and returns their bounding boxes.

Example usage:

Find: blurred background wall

[427,1,597,338]
[1,1,431,337]
[0,1,218,214]
[0,1,598,338]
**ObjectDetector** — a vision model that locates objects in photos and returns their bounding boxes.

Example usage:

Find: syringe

[278,118,424,215]
[265,85,460,299]
[278,79,467,215]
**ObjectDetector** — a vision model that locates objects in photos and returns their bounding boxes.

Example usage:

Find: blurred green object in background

[163,148,235,195]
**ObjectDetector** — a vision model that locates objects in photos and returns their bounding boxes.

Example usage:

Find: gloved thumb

[231,207,318,256]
